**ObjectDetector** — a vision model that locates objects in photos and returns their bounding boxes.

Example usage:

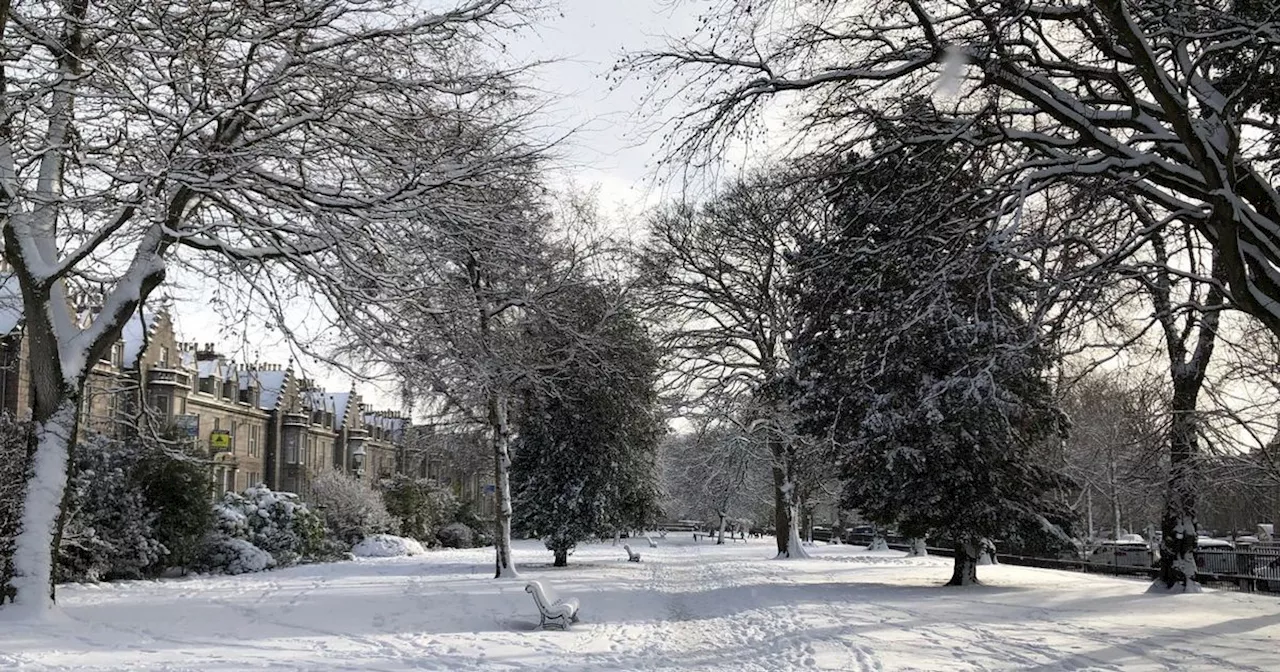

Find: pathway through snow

[2,537,1280,670]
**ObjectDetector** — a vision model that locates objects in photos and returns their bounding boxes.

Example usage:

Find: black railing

[837,533,1280,592]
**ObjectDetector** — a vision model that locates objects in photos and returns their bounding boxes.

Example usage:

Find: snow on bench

[525,580,580,630]
[624,544,641,562]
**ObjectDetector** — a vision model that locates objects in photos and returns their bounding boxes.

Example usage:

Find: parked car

[1090,538,1154,568]
[1194,537,1236,576]
[1250,544,1280,590]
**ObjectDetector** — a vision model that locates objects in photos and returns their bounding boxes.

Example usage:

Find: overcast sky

[513,0,702,213]
[170,1,705,411]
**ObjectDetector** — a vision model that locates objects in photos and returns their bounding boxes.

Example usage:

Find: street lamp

[350,444,366,477]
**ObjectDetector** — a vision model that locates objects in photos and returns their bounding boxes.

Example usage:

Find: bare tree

[1126,211,1227,591]
[0,0,534,614]
[663,420,771,544]
[1059,370,1166,546]
[639,170,818,558]
[337,189,641,578]
[631,0,1280,340]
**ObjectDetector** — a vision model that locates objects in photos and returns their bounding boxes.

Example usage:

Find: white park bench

[623,544,641,562]
[525,580,580,630]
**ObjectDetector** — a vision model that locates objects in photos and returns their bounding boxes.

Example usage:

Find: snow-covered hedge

[309,469,397,545]
[436,522,475,549]
[352,534,427,558]
[198,536,277,575]
[58,434,167,583]
[0,414,29,594]
[214,485,324,567]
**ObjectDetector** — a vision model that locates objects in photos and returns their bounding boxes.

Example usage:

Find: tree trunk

[947,539,980,586]
[5,395,78,618]
[801,499,814,543]
[769,442,788,555]
[4,278,91,617]
[782,494,811,559]
[552,548,568,567]
[1153,383,1201,592]
[716,511,726,545]
[771,431,810,559]
[489,392,518,579]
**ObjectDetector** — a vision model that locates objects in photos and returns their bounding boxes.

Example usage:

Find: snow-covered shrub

[352,534,427,558]
[0,414,29,596]
[436,522,474,549]
[136,444,214,572]
[379,474,458,543]
[309,469,397,546]
[214,485,324,566]
[455,502,493,547]
[57,434,167,583]
[197,536,277,575]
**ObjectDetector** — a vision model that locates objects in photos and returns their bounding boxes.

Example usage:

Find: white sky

[166,1,705,412]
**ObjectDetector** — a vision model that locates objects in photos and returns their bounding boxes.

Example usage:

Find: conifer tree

[511,284,664,566]
[790,126,1073,585]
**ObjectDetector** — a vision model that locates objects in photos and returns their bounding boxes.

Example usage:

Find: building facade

[0,307,421,501]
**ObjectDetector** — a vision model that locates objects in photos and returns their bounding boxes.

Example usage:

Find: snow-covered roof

[250,369,288,411]
[197,360,235,381]
[303,390,334,413]
[363,412,407,438]
[326,392,352,428]
[121,309,162,368]
[0,275,21,336]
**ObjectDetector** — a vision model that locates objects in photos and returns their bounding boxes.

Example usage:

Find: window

[248,426,259,458]
[150,394,170,420]
[213,417,220,431]
[248,471,260,487]
[159,346,169,367]
[284,434,299,464]
[111,343,123,368]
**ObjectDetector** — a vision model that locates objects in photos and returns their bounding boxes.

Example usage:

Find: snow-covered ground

[4,536,1280,671]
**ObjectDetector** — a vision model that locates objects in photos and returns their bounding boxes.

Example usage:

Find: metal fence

[839,533,1280,593]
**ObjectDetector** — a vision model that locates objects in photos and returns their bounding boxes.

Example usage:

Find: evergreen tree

[58,435,167,583]
[136,442,214,573]
[789,124,1073,585]
[511,284,664,566]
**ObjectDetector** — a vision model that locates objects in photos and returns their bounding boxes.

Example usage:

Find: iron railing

[837,533,1280,592]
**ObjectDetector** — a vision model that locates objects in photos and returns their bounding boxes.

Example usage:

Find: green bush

[57,434,166,583]
[214,485,324,566]
[136,445,214,572]
[308,469,397,546]
[379,475,458,543]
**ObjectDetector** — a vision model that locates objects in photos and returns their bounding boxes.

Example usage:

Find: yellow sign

[210,430,232,450]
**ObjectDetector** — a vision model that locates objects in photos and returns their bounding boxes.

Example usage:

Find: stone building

[0,304,417,501]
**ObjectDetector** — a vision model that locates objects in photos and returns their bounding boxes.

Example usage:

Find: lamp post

[351,445,366,478]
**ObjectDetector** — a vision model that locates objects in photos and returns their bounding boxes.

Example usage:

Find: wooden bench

[525,580,580,630]
[624,544,641,562]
